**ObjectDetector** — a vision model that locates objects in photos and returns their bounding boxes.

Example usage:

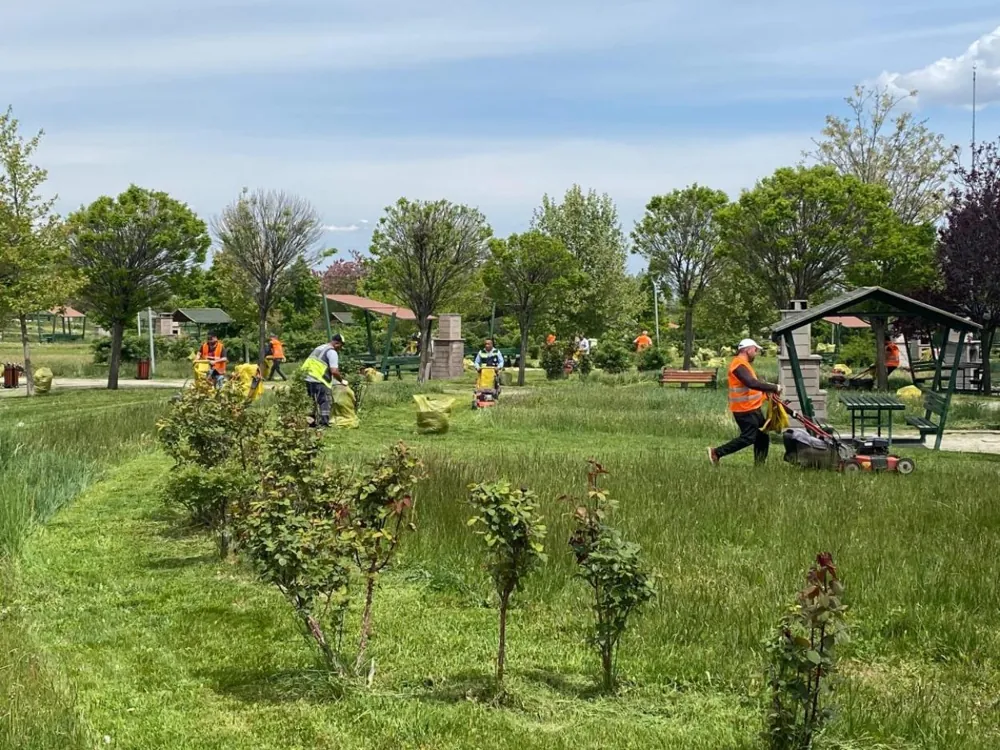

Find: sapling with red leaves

[468,481,547,688]
[765,552,848,750]
[567,460,655,693]
[347,442,426,674]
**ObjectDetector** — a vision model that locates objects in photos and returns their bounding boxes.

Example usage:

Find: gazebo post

[936,330,967,450]
[783,330,813,418]
[364,310,375,359]
[381,313,397,379]
[322,294,333,341]
[932,326,951,391]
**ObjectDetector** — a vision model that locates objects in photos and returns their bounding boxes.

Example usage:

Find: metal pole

[322,293,332,340]
[147,308,156,376]
[652,281,660,347]
[137,312,142,337]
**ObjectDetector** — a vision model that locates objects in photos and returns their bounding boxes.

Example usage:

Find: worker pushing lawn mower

[473,338,504,409]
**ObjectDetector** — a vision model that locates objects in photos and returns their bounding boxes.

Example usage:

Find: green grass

[3,379,1000,748]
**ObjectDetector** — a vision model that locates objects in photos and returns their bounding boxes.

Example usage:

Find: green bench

[905,390,946,441]
[40,333,85,343]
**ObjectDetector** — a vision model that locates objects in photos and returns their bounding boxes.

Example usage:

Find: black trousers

[306,382,331,427]
[269,359,287,381]
[715,408,769,464]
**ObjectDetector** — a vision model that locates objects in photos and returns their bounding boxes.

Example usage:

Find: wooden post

[381,313,397,379]
[932,326,950,391]
[783,331,813,418]
[364,310,375,359]
[936,330,967,450]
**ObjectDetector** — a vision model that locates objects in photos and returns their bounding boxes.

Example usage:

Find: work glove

[776,383,784,395]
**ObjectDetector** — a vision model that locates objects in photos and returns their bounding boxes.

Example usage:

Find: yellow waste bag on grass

[413,394,455,434]
[762,397,789,433]
[34,367,53,395]
[332,385,360,428]
[896,384,923,406]
[232,363,264,401]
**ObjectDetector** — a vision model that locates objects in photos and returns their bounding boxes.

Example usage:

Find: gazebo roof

[771,287,980,341]
[171,308,233,325]
[325,294,421,321]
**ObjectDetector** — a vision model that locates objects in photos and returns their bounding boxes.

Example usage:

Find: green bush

[91,333,198,364]
[838,332,874,368]
[593,342,631,374]
[540,344,567,380]
[636,347,666,372]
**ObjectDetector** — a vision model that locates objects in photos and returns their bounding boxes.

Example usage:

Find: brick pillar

[777,300,827,421]
[430,314,465,380]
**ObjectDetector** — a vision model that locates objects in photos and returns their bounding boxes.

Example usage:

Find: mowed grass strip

[12,381,1000,748]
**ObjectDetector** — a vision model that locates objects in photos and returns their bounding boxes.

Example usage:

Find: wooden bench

[905,390,946,440]
[659,368,718,388]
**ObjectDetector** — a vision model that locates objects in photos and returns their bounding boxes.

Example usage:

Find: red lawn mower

[776,396,915,475]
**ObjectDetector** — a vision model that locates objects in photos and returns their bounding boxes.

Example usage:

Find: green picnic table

[839,394,906,446]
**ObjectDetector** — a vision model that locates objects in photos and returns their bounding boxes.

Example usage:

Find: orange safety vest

[269,338,285,360]
[635,335,653,351]
[885,342,900,368]
[199,341,226,374]
[727,354,764,413]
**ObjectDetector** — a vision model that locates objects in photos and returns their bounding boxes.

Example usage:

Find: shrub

[346,442,426,673]
[765,553,848,750]
[540,344,567,380]
[567,461,656,692]
[577,351,593,377]
[593,342,631,374]
[468,481,547,689]
[636,347,666,372]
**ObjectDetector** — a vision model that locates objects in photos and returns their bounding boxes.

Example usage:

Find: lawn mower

[775,396,915,475]
[473,366,501,409]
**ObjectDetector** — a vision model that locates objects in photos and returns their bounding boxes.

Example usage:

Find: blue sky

[4,0,1000,271]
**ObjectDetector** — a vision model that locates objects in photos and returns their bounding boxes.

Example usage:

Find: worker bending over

[634,330,653,351]
[709,338,781,466]
[199,332,228,388]
[265,333,287,381]
[474,339,504,371]
[885,338,900,376]
[301,334,345,428]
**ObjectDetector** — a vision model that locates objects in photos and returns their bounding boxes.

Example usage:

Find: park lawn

[8,381,1000,749]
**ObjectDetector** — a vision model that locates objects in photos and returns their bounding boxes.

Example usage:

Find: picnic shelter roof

[823,315,869,328]
[325,294,421,321]
[47,306,86,318]
[171,308,233,325]
[770,287,980,341]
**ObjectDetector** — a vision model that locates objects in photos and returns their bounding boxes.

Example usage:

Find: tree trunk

[108,320,124,390]
[417,316,433,384]
[981,326,995,395]
[601,642,615,694]
[873,317,888,392]
[356,571,377,673]
[497,587,511,686]
[257,309,268,374]
[18,314,35,397]
[518,321,529,387]
[682,305,694,370]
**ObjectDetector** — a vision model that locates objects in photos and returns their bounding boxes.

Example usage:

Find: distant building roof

[47,306,86,318]
[171,308,233,325]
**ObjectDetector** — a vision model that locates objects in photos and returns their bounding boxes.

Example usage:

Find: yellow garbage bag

[762,397,789,433]
[463,358,476,373]
[332,385,360,428]
[232,363,264,401]
[192,358,212,379]
[897,384,923,406]
[832,363,852,376]
[475,367,498,392]
[263,356,274,379]
[34,367,53,395]
[363,367,384,383]
[413,394,455,434]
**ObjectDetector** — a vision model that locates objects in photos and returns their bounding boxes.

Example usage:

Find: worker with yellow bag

[301,334,345,428]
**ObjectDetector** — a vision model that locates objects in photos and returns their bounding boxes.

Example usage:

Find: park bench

[40,333,84,344]
[659,368,718,388]
[905,390,947,441]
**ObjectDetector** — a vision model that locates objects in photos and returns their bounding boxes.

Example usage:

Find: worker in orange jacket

[265,333,287,381]
[709,338,781,466]
[634,330,653,351]
[198,333,228,388]
[885,339,900,376]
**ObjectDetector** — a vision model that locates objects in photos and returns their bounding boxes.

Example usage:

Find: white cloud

[879,26,1000,106]
[323,224,362,232]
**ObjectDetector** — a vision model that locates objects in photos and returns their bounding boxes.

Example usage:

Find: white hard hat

[738,338,761,351]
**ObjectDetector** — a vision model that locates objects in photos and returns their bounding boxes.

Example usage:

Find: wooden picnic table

[839,393,907,446]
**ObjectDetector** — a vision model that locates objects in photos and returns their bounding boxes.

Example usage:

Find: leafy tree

[531,185,635,337]
[276,257,322,336]
[483,231,578,385]
[468,481,547,689]
[0,107,76,396]
[632,186,729,368]
[694,262,778,349]
[718,166,894,310]
[369,198,492,381]
[320,250,368,295]
[212,189,324,373]
[806,84,954,224]
[938,140,1000,394]
[68,185,210,389]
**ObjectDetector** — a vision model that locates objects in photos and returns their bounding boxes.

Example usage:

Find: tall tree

[68,185,210,389]
[0,107,76,396]
[369,198,492,381]
[531,185,634,336]
[938,140,1000,394]
[806,84,954,224]
[483,231,578,385]
[694,262,778,349]
[718,166,894,310]
[212,189,323,373]
[631,185,729,368]
[276,257,322,336]
[320,250,368,295]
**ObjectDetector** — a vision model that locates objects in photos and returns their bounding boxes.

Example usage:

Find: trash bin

[136,358,151,380]
[3,363,20,389]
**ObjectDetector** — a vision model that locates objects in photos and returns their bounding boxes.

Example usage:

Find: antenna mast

[972,63,978,169]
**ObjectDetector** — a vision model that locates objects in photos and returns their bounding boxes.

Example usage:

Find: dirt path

[936,431,1000,455]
